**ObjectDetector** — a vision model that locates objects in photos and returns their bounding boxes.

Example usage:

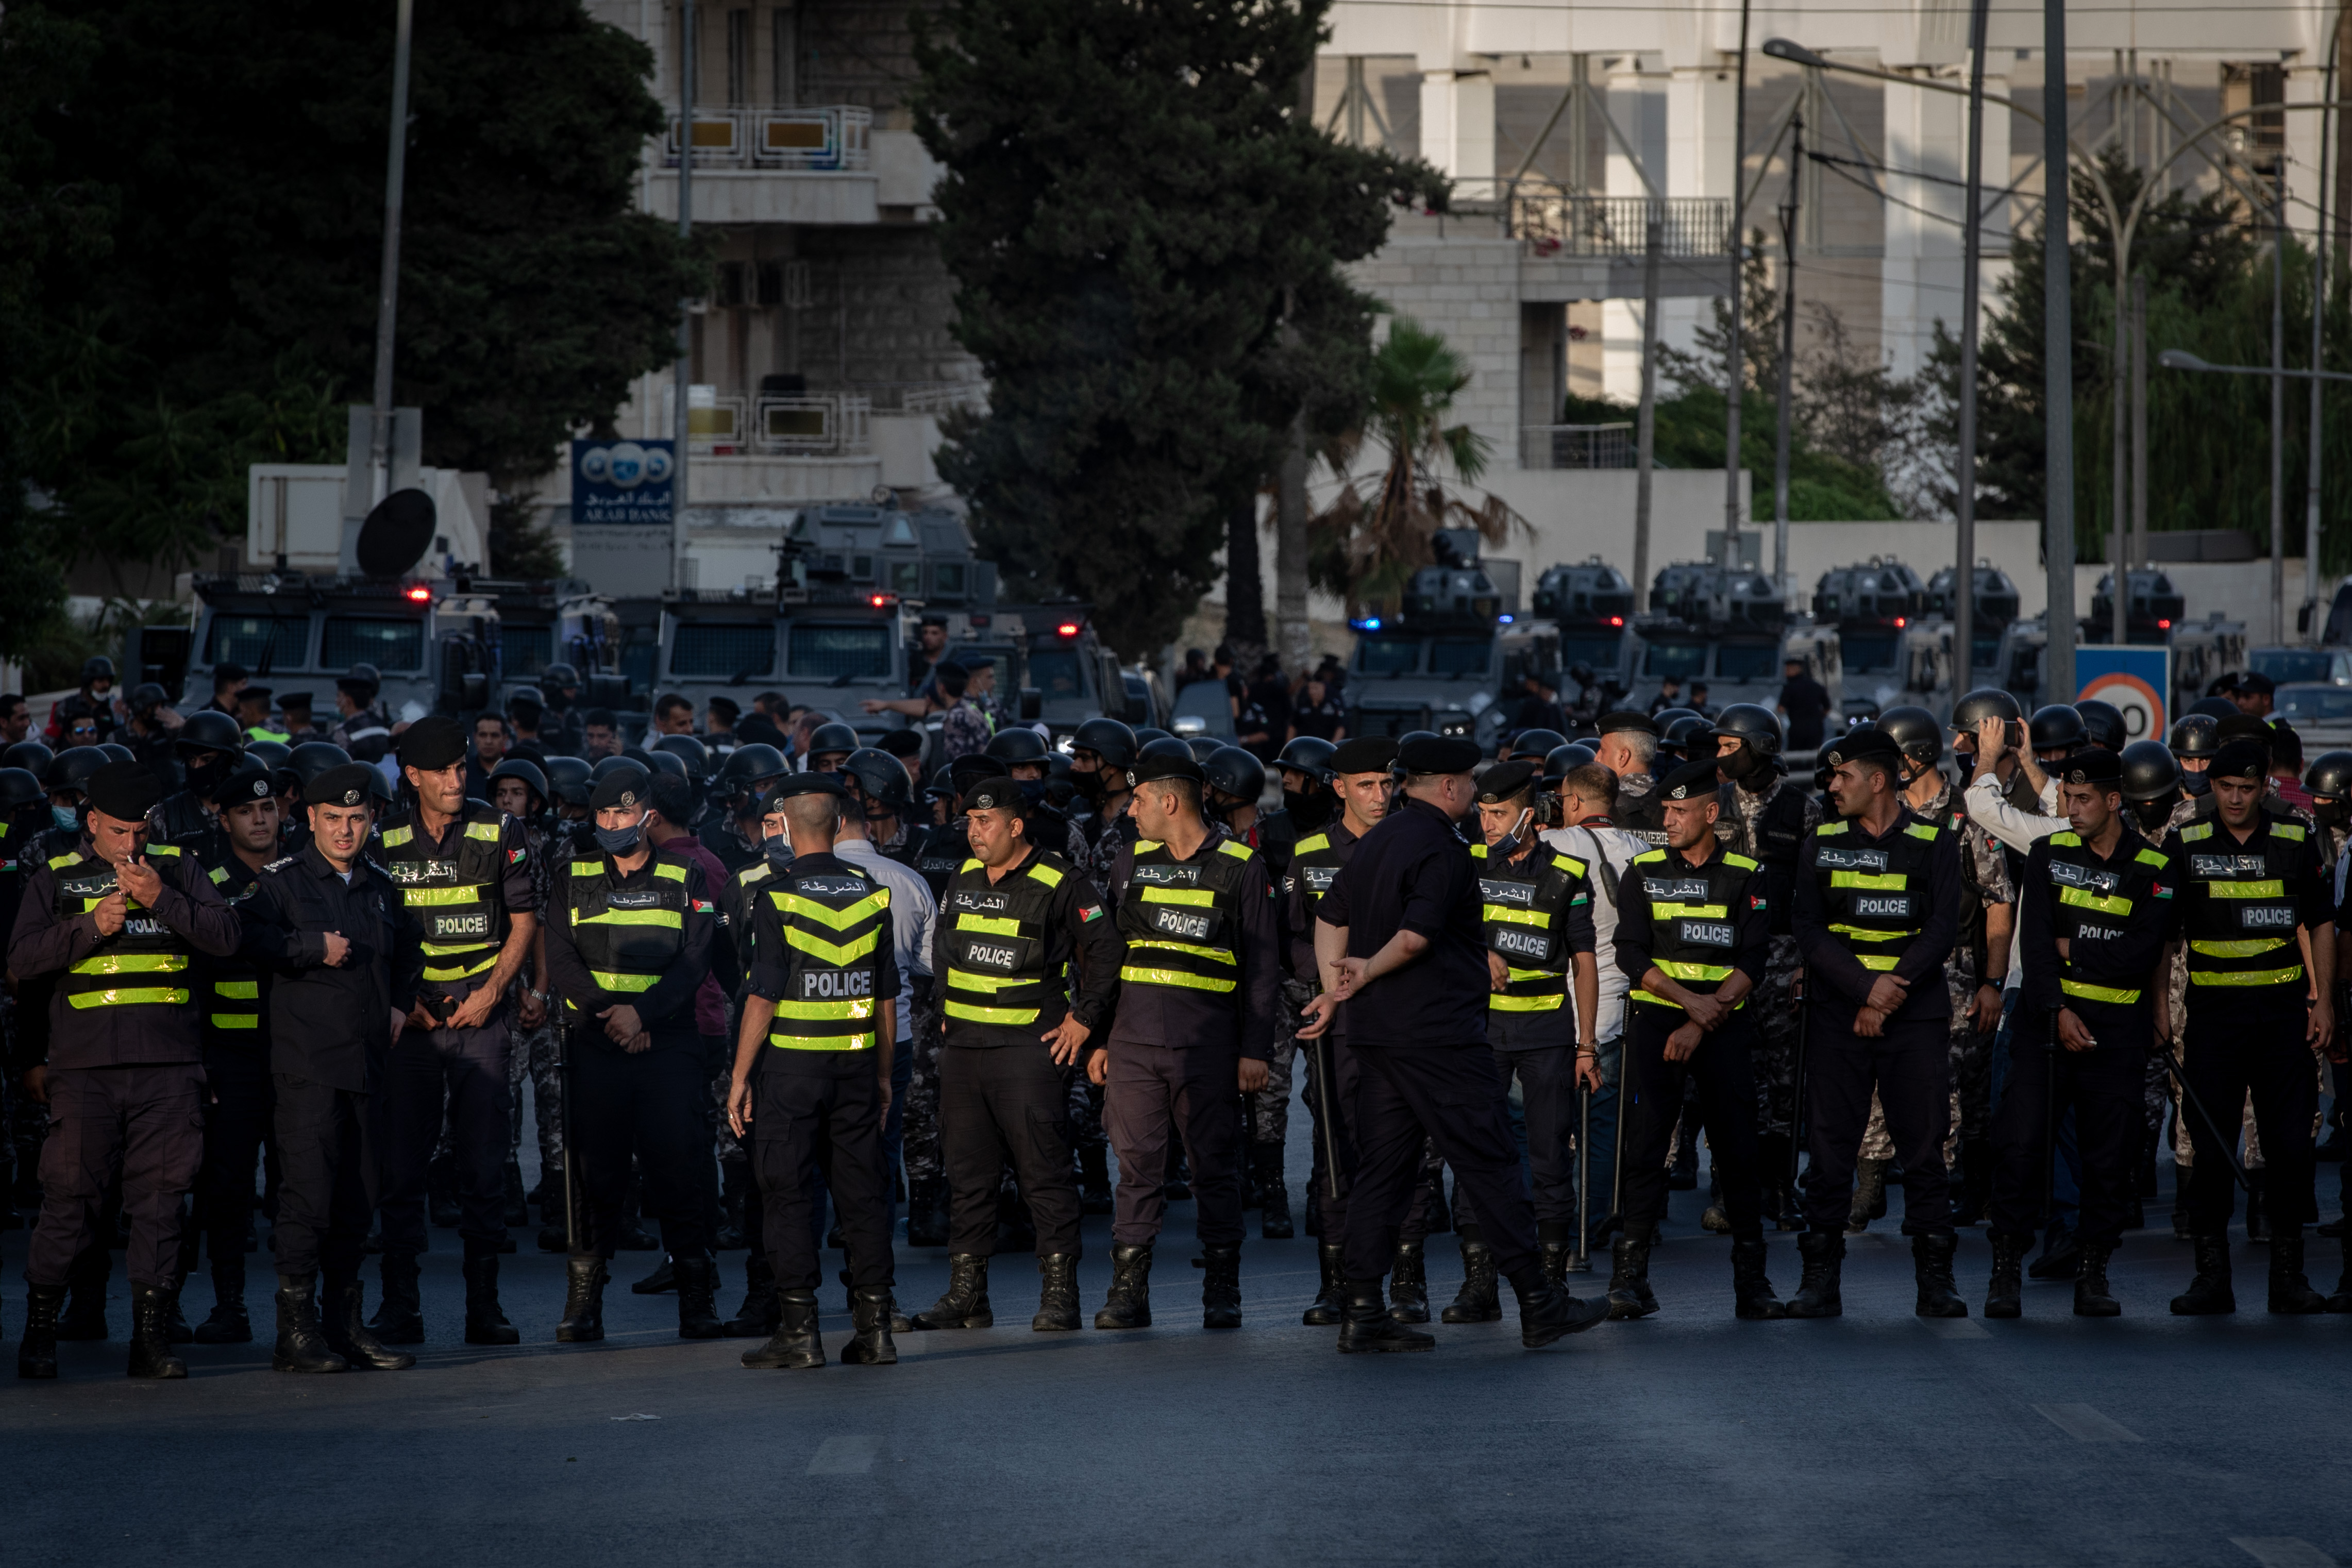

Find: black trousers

[940,1041,1081,1257]
[27,1063,205,1290]
[2182,995,2320,1233]
[1341,1043,1539,1283]
[1104,1038,1242,1249]
[1986,1002,2148,1246]
[1301,1035,1439,1246]
[1801,1008,1952,1236]
[1448,1044,1580,1237]
[381,1005,512,1255]
[198,1049,277,1262]
[1621,1005,1763,1242]
[570,1035,716,1261]
[753,1059,895,1293]
[272,1075,383,1283]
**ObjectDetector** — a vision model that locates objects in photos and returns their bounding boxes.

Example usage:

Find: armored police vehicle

[1624,558,1836,716]
[1924,562,2023,695]
[1341,529,1547,752]
[1532,555,1636,716]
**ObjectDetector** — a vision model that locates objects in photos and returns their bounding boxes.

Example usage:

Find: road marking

[809,1436,881,1475]
[610,1413,661,1422]
[2032,1403,2142,1443]
[2233,1539,2339,1568]
[1921,1318,1990,1339]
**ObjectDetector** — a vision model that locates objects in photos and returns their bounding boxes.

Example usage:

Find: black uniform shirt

[2021,823,2179,1019]
[926,844,1124,1048]
[7,834,244,1069]
[1793,807,1963,1027]
[1318,794,1489,1048]
[748,849,902,1078]
[241,843,417,1092]
[1611,837,1771,999]
[1482,836,1598,1050]
[1106,830,1281,1060]
[543,850,717,1049]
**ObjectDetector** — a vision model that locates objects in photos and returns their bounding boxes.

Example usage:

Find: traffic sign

[2075,645,2170,743]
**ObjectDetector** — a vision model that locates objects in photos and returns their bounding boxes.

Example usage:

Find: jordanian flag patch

[694,900,714,913]
[510,848,528,864]
[1081,905,1104,922]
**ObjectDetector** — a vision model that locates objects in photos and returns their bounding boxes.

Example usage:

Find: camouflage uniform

[1717,773,1820,1140]
[503,816,563,1178]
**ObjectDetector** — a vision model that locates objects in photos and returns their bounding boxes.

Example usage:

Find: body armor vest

[1613,785,1668,848]
[1627,846,1758,1009]
[2043,829,2172,1004]
[2177,817,2309,993]
[48,844,196,1016]
[380,802,510,986]
[1471,840,1587,1013]
[940,852,1074,1030]
[1720,779,1809,937]
[561,854,691,1011]
[1117,837,1255,998]
[1810,815,1943,974]
[765,862,889,1051]
[916,822,972,902]
[202,859,265,1036]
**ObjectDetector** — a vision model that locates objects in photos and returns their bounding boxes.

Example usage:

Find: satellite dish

[357,487,438,579]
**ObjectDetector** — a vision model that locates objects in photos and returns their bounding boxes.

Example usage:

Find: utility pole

[2111,281,2129,647]
[1773,111,1803,600]
[1723,0,1753,561]
[369,0,416,508]
[2131,273,2147,572]
[1634,215,1664,612]
[673,0,697,593]
[2272,174,2286,647]
[1956,0,1990,678]
[2307,45,2336,643]
[2042,0,2075,701]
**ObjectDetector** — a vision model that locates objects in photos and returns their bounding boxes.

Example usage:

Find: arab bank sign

[571,439,676,526]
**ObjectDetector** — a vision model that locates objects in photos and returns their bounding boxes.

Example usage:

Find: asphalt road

[8,1135,2352,1568]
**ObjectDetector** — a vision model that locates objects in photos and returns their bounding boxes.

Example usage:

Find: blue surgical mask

[53,805,79,830]
[594,823,643,856]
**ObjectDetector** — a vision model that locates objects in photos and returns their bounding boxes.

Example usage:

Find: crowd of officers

[2,667,2347,1381]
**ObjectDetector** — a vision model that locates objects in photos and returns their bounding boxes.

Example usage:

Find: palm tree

[1309,318,1527,616]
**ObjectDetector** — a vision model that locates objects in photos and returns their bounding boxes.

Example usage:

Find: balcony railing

[1520,423,1635,470]
[664,107,873,172]
[1447,182,1730,257]
[752,393,873,456]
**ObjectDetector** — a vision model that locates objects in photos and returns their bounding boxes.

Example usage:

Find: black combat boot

[2269,1229,2327,1314]
[1303,1243,1347,1326]
[1913,1233,1968,1318]
[1442,1236,1503,1323]
[1846,1157,1889,1235]
[1603,1234,1657,1321]
[428,1152,461,1229]
[1505,1264,1610,1348]
[836,1267,911,1333]
[126,1284,188,1380]
[671,1253,723,1339]
[1786,1232,1845,1318]
[2328,1231,2352,1312]
[1033,1253,1081,1331]
[1337,1279,1434,1353]
[631,1256,676,1294]
[743,1289,824,1369]
[271,1273,347,1374]
[1256,1147,1293,1240]
[1198,1242,1242,1329]
[502,1158,529,1228]
[370,1252,425,1345]
[18,1283,64,1379]
[842,1285,898,1365]
[2074,1241,2121,1317]
[905,1177,950,1246]
[1731,1237,1787,1320]
[194,1257,252,1344]
[463,1239,520,1345]
[1388,1241,1431,1323]
[1093,1243,1153,1330]
[2170,1233,2236,1314]
[1078,1145,1114,1217]
[555,1256,608,1343]
[1538,1225,1576,1288]
[324,1273,415,1369]
[911,1254,993,1329]
[724,1255,779,1337]
[1985,1231,2028,1319]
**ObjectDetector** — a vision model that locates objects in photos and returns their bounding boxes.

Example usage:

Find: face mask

[1489,808,1533,860]
[2131,798,2174,834]
[762,833,794,870]
[2315,798,2347,830]
[54,805,80,830]
[1718,744,1758,782]
[1282,788,1333,831]
[1069,767,1106,804]
[594,822,643,856]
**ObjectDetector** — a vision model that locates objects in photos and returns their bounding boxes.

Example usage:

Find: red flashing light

[2158,618,2172,630]
[868,593,894,609]
[1894,616,1907,628]
[405,585,431,603]
[1056,621,1081,638]
[1608,616,1624,628]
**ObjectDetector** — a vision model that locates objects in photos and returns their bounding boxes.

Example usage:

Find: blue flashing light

[1351,616,1383,632]
[1497,613,1515,625]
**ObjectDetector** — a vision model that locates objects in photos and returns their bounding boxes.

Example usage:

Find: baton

[2154,1036,2253,1193]
[1576,1078,1592,1271]
[1789,973,1809,1193]
[2042,1007,2060,1227]
[560,1018,579,1255]
[1608,1040,1626,1241]
[1314,1032,1342,1203]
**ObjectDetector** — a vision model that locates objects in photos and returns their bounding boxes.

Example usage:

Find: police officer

[149,710,245,852]
[703,743,789,876]
[1443,758,1601,1314]
[1607,756,1786,1319]
[1297,734,1607,1353]
[371,717,539,1346]
[187,765,284,1343]
[2162,739,2336,1316]
[1067,716,1141,897]
[725,773,901,1370]
[714,781,789,1336]
[912,775,1122,1336]
[1595,712,1665,846]
[1790,726,1965,1319]
[544,769,723,1343]
[329,665,394,764]
[1090,751,1279,1330]
[1249,734,1338,1243]
[242,762,417,1373]
[807,721,860,775]
[10,761,242,1379]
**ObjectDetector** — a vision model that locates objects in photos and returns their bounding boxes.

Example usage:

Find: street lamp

[2157,349,2352,384]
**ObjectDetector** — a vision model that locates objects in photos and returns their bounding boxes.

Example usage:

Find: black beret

[2214,713,2274,748]
[1477,760,1539,803]
[305,763,377,808]
[706,696,741,721]
[211,764,277,809]
[85,760,163,823]
[1657,757,1721,801]
[2209,739,2269,782]
[764,772,846,810]
[2060,749,2124,787]
[397,715,469,771]
[964,775,1026,814]
[1597,710,1659,736]
[1398,735,1481,775]
[590,772,651,812]
[1325,736,1398,775]
[1126,753,1207,790]
[277,692,312,709]
[1822,727,1903,770]
[237,685,272,703]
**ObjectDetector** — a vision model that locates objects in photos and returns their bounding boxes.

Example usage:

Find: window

[500,625,553,679]
[673,623,776,679]
[787,623,890,679]
[931,563,967,597]
[1027,648,1085,698]
[1716,644,1779,683]
[1642,639,1708,679]
[205,615,307,670]
[2278,686,2352,723]
[1429,638,1492,677]
[1557,633,1622,668]
[1970,636,2001,671]
[321,617,423,671]
[1840,630,1899,673]
[1356,637,1421,676]
[2253,648,2338,685]
[887,560,922,594]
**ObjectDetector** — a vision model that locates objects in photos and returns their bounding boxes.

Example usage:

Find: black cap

[1125,753,1207,790]
[2209,739,2269,782]
[1656,757,1720,801]
[397,716,469,771]
[1476,760,1539,803]
[964,775,1025,814]
[590,772,650,812]
[305,763,377,808]
[85,761,163,823]
[1822,727,1904,770]
[1326,736,1398,775]
[764,772,847,808]
[210,765,276,809]
[1398,735,1481,775]
[1596,710,1658,736]
[2239,671,2276,697]
[2059,749,2124,787]
[278,690,312,710]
